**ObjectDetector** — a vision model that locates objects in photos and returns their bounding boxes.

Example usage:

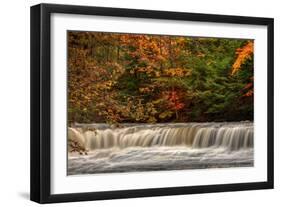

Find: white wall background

[0,0,279,206]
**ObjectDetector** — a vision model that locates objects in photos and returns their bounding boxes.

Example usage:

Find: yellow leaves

[176,37,186,47]
[139,87,151,93]
[122,99,159,122]
[147,116,157,123]
[159,111,173,119]
[155,71,161,77]
[129,70,135,74]
[83,95,91,101]
[136,66,158,77]
[152,99,163,105]
[145,102,157,115]
[207,60,215,66]
[196,52,205,57]
[163,68,191,77]
[135,65,191,79]
[68,31,254,124]
[95,80,116,90]
[231,41,254,75]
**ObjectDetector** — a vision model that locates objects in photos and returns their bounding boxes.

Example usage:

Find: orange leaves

[121,34,165,66]
[243,90,253,97]
[231,41,254,75]
[67,31,254,123]
[231,41,254,98]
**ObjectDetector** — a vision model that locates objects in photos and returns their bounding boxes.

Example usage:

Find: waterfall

[68,122,253,151]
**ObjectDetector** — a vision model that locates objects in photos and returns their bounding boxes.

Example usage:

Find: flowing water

[68,122,254,175]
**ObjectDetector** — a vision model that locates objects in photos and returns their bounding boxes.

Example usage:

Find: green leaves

[67,31,254,124]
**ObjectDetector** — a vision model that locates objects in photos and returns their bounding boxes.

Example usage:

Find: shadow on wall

[18,192,29,200]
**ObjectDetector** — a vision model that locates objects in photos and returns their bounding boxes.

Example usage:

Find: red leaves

[242,82,253,97]
[243,90,253,97]
[244,82,253,90]
[67,31,254,123]
[163,90,185,111]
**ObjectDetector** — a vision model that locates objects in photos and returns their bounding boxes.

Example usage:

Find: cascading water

[68,122,254,175]
[69,122,253,151]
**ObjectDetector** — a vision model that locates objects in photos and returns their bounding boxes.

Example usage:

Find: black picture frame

[30,3,274,204]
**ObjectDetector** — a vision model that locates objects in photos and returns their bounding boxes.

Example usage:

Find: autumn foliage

[68,32,254,124]
[231,41,254,75]
[231,41,254,98]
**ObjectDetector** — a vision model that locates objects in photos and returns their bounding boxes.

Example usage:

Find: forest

[67,31,254,124]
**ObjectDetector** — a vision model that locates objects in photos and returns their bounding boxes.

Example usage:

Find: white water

[68,122,254,175]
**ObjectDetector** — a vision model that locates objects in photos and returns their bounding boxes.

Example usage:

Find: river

[67,122,254,175]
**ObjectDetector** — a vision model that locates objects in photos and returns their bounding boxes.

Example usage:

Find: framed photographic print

[30,3,274,203]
